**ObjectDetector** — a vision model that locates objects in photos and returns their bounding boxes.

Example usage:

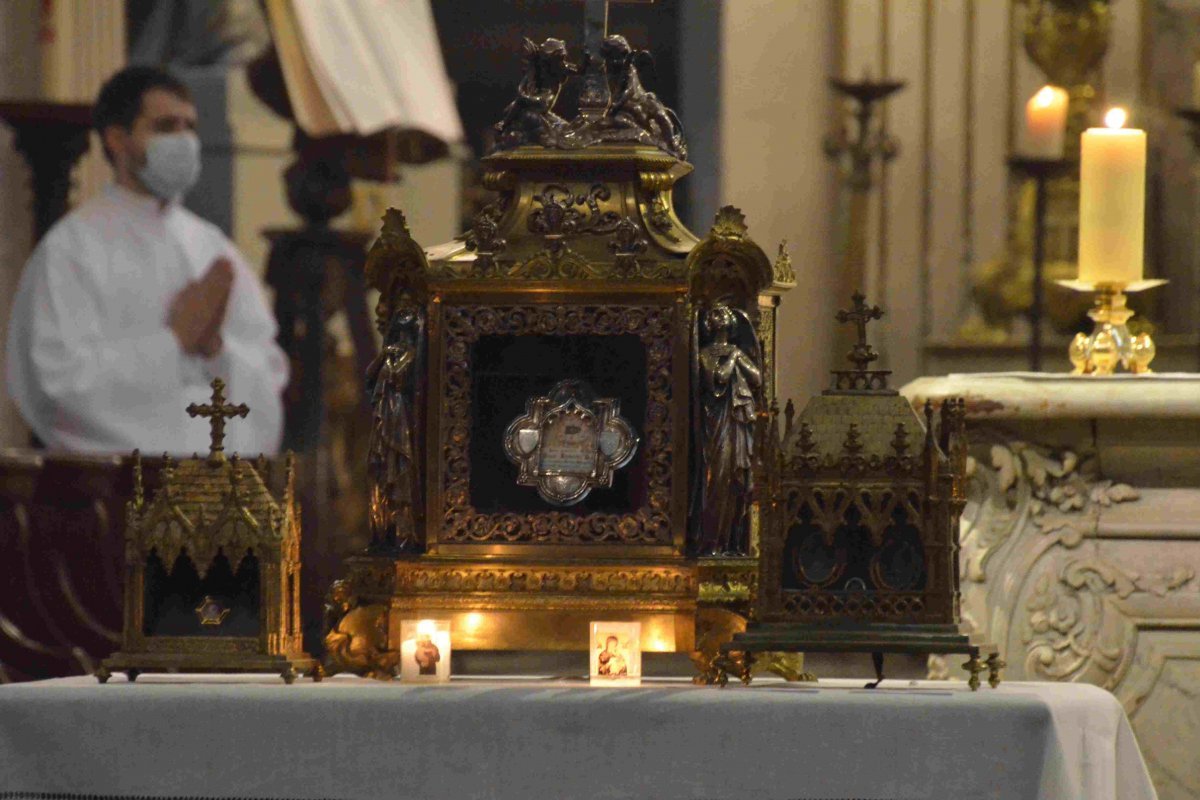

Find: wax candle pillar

[1024,85,1068,158]
[1078,108,1146,285]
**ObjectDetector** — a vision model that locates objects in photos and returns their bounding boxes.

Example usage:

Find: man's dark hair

[93,66,192,162]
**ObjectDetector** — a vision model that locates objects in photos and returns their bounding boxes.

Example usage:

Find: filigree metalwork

[609,217,648,275]
[723,297,993,689]
[465,205,508,276]
[762,397,963,624]
[440,304,675,545]
[503,379,639,506]
[755,300,778,402]
[393,565,697,595]
[528,184,622,244]
[783,592,926,618]
[507,248,602,280]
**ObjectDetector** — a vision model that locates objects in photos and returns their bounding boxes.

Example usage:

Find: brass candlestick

[1056,279,1167,375]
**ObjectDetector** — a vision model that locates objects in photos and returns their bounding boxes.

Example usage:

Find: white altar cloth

[0,676,1155,800]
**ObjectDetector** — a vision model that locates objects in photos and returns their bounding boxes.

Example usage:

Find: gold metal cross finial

[187,378,249,462]
[835,292,884,372]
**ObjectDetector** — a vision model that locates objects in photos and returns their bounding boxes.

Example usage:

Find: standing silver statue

[366,309,422,552]
[692,305,763,555]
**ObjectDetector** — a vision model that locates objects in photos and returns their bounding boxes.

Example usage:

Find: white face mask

[136,131,201,201]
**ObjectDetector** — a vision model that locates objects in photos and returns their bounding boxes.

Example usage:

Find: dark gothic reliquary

[721,296,1002,689]
[98,380,312,683]
[327,30,794,662]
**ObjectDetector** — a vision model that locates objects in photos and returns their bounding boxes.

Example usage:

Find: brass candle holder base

[1055,279,1167,375]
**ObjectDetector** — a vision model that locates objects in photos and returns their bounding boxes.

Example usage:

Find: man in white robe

[6,66,287,455]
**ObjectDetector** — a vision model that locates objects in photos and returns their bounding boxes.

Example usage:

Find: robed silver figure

[692,305,763,555]
[366,309,422,552]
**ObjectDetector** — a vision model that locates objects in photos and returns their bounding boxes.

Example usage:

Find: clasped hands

[168,257,233,359]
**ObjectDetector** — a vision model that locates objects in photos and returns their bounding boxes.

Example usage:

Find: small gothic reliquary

[98,379,312,683]
[722,296,1002,689]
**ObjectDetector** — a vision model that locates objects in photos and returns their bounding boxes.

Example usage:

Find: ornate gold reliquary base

[100,637,313,682]
[343,556,698,652]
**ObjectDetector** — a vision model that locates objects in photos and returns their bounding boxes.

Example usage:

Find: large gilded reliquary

[333,33,794,656]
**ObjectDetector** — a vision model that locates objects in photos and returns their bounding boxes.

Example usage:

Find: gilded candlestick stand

[1055,279,1167,375]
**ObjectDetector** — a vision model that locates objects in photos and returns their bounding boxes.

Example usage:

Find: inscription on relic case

[503,379,638,506]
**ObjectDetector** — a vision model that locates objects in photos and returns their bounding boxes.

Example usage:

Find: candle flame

[1105,107,1128,129]
[1033,85,1058,107]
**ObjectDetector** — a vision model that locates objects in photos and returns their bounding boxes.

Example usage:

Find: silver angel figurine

[598,35,687,160]
[366,309,421,552]
[694,305,762,555]
[492,38,577,151]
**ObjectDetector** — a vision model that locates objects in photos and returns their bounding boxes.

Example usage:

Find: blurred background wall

[0,0,1190,447]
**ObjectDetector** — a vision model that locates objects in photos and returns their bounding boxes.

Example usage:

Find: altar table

[0,676,1155,800]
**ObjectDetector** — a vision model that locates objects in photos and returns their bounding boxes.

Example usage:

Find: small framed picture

[400,619,451,683]
[589,621,641,686]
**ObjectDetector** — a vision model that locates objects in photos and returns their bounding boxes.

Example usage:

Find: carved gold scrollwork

[609,217,648,276]
[528,184,622,240]
[687,206,774,308]
[321,579,398,680]
[636,172,682,245]
[507,248,604,280]
[394,566,696,595]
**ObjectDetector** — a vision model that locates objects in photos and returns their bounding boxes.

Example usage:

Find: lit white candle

[1023,85,1068,159]
[1078,108,1146,285]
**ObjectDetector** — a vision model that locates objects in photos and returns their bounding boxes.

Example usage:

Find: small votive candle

[400,619,451,683]
[1078,107,1146,286]
[1023,85,1069,159]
